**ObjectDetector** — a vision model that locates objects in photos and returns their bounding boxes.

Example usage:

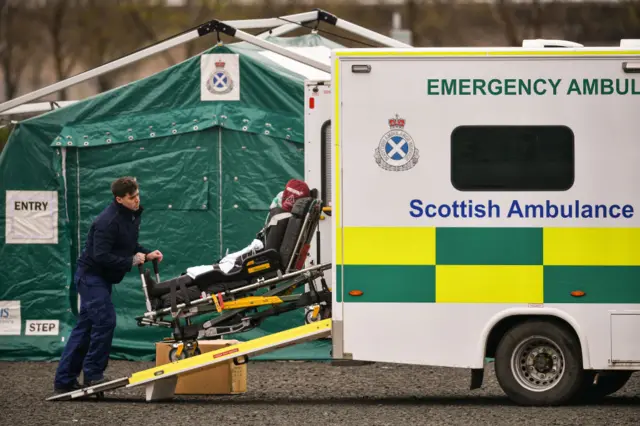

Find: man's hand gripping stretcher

[134,180,333,357]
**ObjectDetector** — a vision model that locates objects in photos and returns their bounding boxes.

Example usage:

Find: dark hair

[111,176,139,198]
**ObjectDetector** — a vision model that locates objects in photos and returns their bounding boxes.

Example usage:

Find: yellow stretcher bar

[213,295,285,312]
[127,319,332,386]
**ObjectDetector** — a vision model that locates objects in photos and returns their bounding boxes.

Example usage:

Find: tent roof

[14,33,342,149]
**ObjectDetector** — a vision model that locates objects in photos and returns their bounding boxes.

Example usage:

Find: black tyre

[494,319,587,406]
[581,371,634,401]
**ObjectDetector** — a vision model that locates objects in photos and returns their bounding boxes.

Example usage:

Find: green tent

[0,34,342,362]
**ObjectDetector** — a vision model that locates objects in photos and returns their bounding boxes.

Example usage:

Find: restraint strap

[169,277,193,314]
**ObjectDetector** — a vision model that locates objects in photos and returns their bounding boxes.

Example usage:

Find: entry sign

[5,190,58,244]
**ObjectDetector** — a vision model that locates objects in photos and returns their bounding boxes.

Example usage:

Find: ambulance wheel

[494,320,586,406]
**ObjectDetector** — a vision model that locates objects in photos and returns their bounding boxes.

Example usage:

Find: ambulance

[304,39,640,406]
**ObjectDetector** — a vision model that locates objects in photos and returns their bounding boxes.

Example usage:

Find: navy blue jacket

[77,199,150,284]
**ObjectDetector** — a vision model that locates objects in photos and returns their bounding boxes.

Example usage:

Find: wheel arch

[478,308,592,369]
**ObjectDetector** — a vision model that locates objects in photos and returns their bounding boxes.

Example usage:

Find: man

[53,176,163,393]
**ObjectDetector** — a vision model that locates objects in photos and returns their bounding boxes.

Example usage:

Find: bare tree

[183,0,219,60]
[0,0,5,58]
[531,0,544,39]
[124,0,178,67]
[411,0,457,47]
[0,1,33,101]
[491,0,520,46]
[74,0,142,93]
[40,0,76,100]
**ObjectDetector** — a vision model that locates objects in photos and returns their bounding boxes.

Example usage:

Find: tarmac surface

[1,360,638,425]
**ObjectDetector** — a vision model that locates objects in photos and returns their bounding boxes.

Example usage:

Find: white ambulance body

[304,41,640,405]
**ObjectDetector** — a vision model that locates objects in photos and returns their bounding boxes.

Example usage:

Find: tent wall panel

[0,124,75,360]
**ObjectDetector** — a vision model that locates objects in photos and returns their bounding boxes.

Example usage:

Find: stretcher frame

[134,196,332,360]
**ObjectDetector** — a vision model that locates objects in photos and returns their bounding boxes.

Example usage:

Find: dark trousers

[54,268,116,388]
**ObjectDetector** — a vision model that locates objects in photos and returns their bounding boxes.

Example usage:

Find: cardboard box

[155,339,247,395]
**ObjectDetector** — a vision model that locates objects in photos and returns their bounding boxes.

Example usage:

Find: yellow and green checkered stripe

[335,227,640,304]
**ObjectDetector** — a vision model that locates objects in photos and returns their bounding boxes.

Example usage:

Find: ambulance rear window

[450,125,574,191]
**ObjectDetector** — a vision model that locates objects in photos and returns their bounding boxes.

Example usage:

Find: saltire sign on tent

[201,53,240,101]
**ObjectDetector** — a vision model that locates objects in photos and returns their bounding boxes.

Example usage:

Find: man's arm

[135,243,152,255]
[93,221,136,271]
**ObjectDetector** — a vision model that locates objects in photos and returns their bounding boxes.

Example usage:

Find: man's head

[282,179,310,211]
[112,176,140,211]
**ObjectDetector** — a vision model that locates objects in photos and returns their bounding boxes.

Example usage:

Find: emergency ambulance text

[426,78,640,96]
[409,199,635,219]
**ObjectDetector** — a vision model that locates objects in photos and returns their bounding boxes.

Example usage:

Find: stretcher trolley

[134,192,333,362]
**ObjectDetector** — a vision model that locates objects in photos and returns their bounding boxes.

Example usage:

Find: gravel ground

[1,360,638,425]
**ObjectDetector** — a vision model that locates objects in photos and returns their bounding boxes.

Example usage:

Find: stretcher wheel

[305,304,331,324]
[305,308,318,324]
[168,346,202,362]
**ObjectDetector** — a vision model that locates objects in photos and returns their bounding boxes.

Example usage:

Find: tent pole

[256,9,413,48]
[0,11,320,115]
[257,23,303,39]
[221,11,319,30]
[215,21,331,72]
[334,19,412,48]
[0,101,79,116]
[315,9,412,48]
[0,28,199,114]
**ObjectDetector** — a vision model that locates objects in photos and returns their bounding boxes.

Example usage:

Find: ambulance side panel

[334,52,640,369]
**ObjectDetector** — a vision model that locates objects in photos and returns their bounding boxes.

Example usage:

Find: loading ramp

[47,318,332,402]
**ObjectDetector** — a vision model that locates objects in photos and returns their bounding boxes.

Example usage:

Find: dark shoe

[54,380,82,394]
[83,376,110,387]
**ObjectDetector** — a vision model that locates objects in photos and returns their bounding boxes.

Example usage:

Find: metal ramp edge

[46,377,130,401]
[47,318,332,402]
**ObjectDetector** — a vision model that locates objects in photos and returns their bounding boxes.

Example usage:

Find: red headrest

[282,179,310,212]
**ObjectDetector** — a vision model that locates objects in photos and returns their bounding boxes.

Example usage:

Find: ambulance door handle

[351,64,371,74]
[622,62,640,73]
